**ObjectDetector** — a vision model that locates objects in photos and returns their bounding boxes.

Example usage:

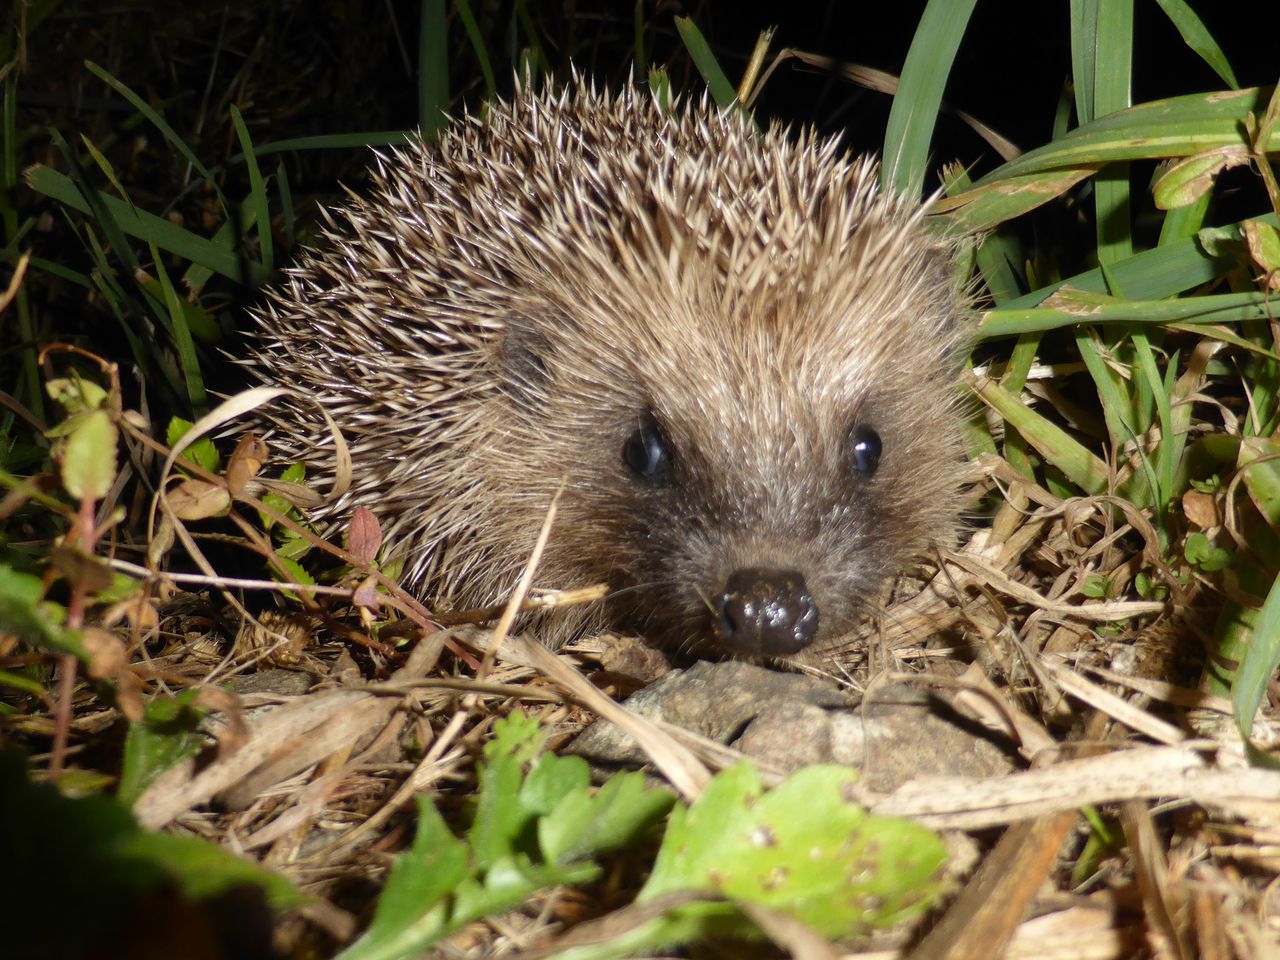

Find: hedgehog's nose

[714,567,819,656]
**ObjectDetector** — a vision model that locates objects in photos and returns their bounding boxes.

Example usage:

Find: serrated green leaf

[273,529,314,563]
[470,735,536,869]
[540,770,673,866]
[60,408,117,500]
[641,764,947,938]
[334,713,660,960]
[272,556,315,594]
[166,417,222,473]
[484,710,547,764]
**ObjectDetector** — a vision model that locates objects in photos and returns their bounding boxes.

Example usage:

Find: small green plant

[336,713,947,960]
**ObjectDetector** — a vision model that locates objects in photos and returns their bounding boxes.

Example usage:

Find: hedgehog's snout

[713,567,819,656]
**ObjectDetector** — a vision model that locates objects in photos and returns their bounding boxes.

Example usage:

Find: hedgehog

[245,82,972,660]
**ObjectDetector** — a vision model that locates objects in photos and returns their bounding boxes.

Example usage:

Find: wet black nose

[714,567,819,656]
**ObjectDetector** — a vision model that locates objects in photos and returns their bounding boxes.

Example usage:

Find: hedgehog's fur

[246,82,972,658]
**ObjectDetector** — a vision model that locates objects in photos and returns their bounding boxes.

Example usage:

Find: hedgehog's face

[589,372,962,661]
[494,259,968,661]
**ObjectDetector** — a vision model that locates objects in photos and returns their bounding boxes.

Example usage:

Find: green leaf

[230,104,272,272]
[272,555,316,595]
[1184,532,1231,572]
[1083,0,1135,263]
[1082,575,1112,598]
[1244,220,1280,275]
[166,417,222,473]
[1239,437,1280,526]
[939,85,1279,232]
[59,408,118,501]
[25,164,270,285]
[335,713,670,960]
[454,0,496,100]
[641,764,947,938]
[259,462,306,531]
[0,564,84,657]
[540,770,674,865]
[135,274,221,344]
[118,692,207,808]
[46,371,108,415]
[521,751,592,818]
[470,714,548,868]
[980,289,1278,340]
[975,378,1112,495]
[120,829,303,909]
[1153,148,1248,209]
[336,799,469,960]
[417,0,449,137]
[84,60,230,213]
[148,240,207,413]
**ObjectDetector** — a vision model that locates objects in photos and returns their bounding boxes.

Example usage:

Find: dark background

[10,0,1280,399]
[21,1,1277,193]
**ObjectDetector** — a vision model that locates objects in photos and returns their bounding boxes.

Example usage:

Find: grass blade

[229,105,271,273]
[881,0,979,196]
[974,378,1111,495]
[674,18,737,108]
[1153,0,1240,89]
[418,0,449,138]
[84,60,229,214]
[26,165,267,286]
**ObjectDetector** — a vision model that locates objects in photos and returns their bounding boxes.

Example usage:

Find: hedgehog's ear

[494,317,555,406]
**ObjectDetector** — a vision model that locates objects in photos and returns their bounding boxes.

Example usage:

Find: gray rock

[568,660,854,764]
[569,663,1018,792]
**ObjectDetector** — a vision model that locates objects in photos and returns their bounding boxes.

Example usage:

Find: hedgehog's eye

[850,426,881,475]
[623,418,671,481]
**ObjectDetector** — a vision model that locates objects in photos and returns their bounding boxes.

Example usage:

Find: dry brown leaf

[348,505,381,565]
[165,477,231,520]
[225,432,268,496]
[1182,489,1220,529]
